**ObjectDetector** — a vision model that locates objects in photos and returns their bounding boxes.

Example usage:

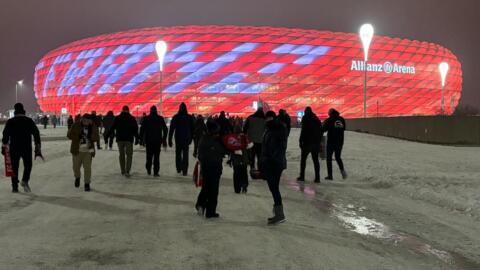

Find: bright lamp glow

[439,62,449,87]
[360,24,374,62]
[155,40,168,71]
[17,80,24,86]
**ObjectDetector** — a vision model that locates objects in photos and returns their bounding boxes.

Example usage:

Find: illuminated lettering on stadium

[350,60,416,74]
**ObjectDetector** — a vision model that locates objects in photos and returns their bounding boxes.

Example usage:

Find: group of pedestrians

[297,107,347,182]
[1,102,347,226]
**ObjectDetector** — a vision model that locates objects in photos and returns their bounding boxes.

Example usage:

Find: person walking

[139,106,168,176]
[243,108,265,170]
[102,111,115,150]
[52,115,58,129]
[1,103,42,193]
[297,107,323,183]
[168,102,195,176]
[42,115,49,129]
[260,111,288,225]
[67,115,74,130]
[193,114,207,158]
[278,109,291,136]
[91,111,102,149]
[216,111,233,136]
[108,106,139,177]
[323,108,347,180]
[195,120,226,218]
[67,114,99,191]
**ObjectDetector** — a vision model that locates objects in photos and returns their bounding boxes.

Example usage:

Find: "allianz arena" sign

[350,60,416,74]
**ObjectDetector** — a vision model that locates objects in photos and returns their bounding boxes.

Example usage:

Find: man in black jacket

[168,103,195,176]
[278,109,291,136]
[196,120,226,218]
[323,108,347,180]
[102,111,115,150]
[139,106,168,176]
[192,115,207,158]
[260,111,288,225]
[109,106,139,177]
[298,107,323,183]
[91,111,102,149]
[2,103,42,193]
[216,111,233,136]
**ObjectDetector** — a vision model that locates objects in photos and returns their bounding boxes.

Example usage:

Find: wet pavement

[287,180,480,270]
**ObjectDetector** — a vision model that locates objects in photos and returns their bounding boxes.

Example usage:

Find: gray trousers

[117,141,133,174]
[72,152,93,184]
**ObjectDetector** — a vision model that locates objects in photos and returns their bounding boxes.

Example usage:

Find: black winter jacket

[198,133,226,167]
[2,115,41,152]
[168,108,195,147]
[140,113,168,146]
[322,110,346,146]
[110,112,139,143]
[299,112,323,147]
[260,119,288,171]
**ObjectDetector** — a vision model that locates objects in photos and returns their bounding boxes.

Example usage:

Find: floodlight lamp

[439,62,449,87]
[360,24,374,62]
[155,40,168,71]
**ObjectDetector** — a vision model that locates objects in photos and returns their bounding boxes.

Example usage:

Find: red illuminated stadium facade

[33,25,463,118]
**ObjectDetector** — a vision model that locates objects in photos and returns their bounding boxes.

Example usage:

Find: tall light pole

[155,40,168,115]
[360,24,374,118]
[16,80,24,103]
[439,62,449,115]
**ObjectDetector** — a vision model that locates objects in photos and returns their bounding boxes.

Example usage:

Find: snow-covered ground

[0,127,479,269]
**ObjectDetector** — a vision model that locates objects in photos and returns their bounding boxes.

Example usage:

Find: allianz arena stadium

[33,25,463,118]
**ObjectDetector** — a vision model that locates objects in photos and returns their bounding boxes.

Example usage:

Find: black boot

[21,181,31,193]
[268,205,286,225]
[74,178,80,188]
[12,179,19,193]
[84,184,91,192]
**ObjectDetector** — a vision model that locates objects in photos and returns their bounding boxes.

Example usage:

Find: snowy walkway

[0,128,479,269]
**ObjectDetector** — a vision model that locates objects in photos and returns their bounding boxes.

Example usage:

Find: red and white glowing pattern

[33,25,462,118]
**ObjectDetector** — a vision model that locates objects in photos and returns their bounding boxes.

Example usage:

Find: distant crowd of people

[2,102,347,225]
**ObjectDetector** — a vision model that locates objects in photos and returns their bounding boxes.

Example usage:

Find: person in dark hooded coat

[298,107,323,183]
[102,111,115,150]
[260,111,288,225]
[323,108,347,180]
[193,114,207,158]
[195,120,227,218]
[168,102,195,175]
[140,106,168,176]
[2,103,42,193]
[216,111,233,136]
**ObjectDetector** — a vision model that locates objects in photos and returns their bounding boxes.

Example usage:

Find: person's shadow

[94,190,192,207]
[22,193,138,215]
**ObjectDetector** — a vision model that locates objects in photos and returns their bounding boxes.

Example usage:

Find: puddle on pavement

[287,181,480,269]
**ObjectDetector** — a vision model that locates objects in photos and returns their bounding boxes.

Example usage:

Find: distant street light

[360,24,374,118]
[155,40,168,115]
[439,62,449,115]
[16,80,24,104]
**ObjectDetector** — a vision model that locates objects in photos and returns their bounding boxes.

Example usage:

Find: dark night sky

[1,0,479,112]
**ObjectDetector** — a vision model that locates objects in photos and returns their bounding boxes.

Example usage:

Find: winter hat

[14,103,26,115]
[206,119,220,134]
[265,111,276,119]
[122,105,129,112]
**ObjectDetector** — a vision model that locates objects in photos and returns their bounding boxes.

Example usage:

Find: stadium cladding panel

[34,25,463,118]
